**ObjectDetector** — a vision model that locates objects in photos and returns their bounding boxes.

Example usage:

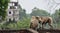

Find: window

[14,2,18,6]
[9,11,11,14]
[10,6,16,9]
[9,18,11,22]
[10,6,12,9]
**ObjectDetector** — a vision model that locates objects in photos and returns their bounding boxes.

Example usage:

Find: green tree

[30,7,50,16]
[53,9,60,22]
[19,9,27,20]
[52,8,60,29]
[0,0,9,20]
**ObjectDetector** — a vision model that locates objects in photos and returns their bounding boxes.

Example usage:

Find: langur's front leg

[48,23,53,29]
[42,23,45,29]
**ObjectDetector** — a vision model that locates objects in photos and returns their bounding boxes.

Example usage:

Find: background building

[6,0,20,22]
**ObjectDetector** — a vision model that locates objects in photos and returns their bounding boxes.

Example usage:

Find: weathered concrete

[0,29,60,33]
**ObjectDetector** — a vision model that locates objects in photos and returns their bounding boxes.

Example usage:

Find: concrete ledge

[0,29,60,33]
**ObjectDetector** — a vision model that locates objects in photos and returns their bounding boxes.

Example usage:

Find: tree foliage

[0,0,9,20]
[53,8,60,23]
[30,7,50,16]
[19,9,27,20]
[52,8,60,29]
[0,17,30,30]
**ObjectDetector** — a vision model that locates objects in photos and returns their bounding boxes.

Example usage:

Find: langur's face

[32,16,36,19]
[39,17,42,20]
[38,17,42,22]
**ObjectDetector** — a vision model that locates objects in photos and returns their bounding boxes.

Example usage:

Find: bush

[17,17,30,29]
[0,17,31,30]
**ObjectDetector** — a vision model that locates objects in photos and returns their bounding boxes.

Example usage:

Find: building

[6,0,20,22]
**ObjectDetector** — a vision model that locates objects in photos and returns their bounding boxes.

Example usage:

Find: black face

[36,17,39,19]
[35,16,41,23]
[39,21,41,23]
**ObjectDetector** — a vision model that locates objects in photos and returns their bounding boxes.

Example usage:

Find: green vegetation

[0,5,60,30]
[52,8,60,29]
[0,0,9,20]
[0,17,31,30]
[30,7,50,16]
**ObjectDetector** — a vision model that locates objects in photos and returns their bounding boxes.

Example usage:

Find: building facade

[6,0,19,22]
